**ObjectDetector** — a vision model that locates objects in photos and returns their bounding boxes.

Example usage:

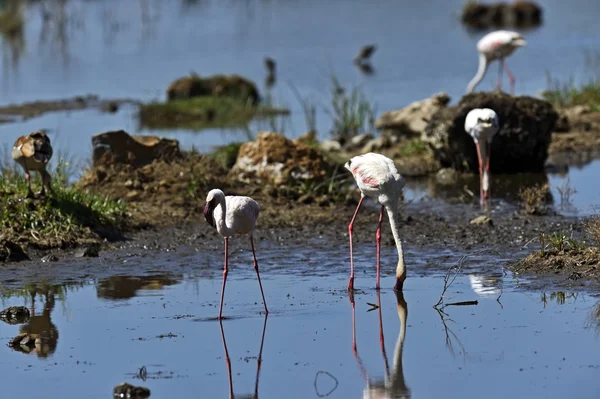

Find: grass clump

[0,160,128,256]
[0,1,24,39]
[326,74,376,143]
[585,214,600,246]
[397,138,428,158]
[542,73,600,111]
[518,183,549,215]
[210,142,243,170]
[139,97,289,130]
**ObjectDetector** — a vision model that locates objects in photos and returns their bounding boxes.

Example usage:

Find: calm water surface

[0,245,599,398]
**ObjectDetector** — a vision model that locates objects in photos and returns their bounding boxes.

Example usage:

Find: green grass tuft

[210,142,244,170]
[542,73,600,111]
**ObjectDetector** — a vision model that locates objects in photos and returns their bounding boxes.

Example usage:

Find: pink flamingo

[464,108,499,204]
[466,30,527,94]
[204,189,268,320]
[345,153,406,291]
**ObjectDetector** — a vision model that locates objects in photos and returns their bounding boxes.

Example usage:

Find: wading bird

[345,153,406,291]
[465,108,499,204]
[466,30,526,94]
[204,189,268,320]
[12,131,53,198]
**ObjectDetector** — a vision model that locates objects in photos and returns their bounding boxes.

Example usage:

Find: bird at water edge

[466,30,526,94]
[345,152,406,291]
[464,108,499,204]
[11,131,53,198]
[204,189,268,320]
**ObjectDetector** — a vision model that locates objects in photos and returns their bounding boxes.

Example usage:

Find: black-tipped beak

[203,200,215,228]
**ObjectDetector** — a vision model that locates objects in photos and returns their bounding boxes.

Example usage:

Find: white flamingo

[203,189,268,320]
[345,153,406,291]
[465,108,499,203]
[466,30,527,94]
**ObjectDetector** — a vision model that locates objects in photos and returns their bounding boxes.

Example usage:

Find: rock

[462,1,542,30]
[113,382,151,399]
[230,131,331,185]
[0,306,30,325]
[0,240,30,262]
[41,254,58,262]
[74,244,100,258]
[361,135,392,153]
[166,74,260,105]
[126,191,141,200]
[376,92,450,137]
[92,130,181,168]
[8,333,35,350]
[320,139,342,152]
[435,168,459,185]
[469,216,493,226]
[349,133,373,149]
[422,92,558,173]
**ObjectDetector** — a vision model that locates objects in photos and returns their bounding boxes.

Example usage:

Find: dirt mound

[166,74,260,104]
[230,131,332,185]
[462,1,542,30]
[423,91,557,173]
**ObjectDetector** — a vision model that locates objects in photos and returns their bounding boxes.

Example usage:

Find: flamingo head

[204,190,221,228]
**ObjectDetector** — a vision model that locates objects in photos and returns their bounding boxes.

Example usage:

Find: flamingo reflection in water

[219,316,268,398]
[349,291,411,399]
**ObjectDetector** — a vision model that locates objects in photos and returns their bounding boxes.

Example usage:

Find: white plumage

[204,189,268,319]
[464,108,499,203]
[466,30,527,94]
[344,153,407,291]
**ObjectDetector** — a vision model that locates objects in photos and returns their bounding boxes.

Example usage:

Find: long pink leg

[253,315,268,397]
[475,142,484,204]
[349,292,369,381]
[502,61,516,94]
[377,291,390,376]
[497,59,504,90]
[219,320,235,398]
[348,196,365,291]
[485,142,492,199]
[375,205,384,290]
[250,235,269,314]
[218,238,229,320]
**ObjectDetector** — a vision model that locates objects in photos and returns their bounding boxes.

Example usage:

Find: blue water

[0,244,598,398]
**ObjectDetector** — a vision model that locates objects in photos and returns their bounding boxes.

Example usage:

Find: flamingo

[203,189,268,320]
[11,131,53,198]
[345,153,406,291]
[466,30,527,94]
[465,108,499,204]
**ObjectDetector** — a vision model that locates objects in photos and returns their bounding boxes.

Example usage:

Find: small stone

[320,139,342,152]
[124,179,134,188]
[41,254,58,263]
[158,179,169,187]
[436,168,458,185]
[126,191,141,200]
[113,382,151,399]
[469,215,493,226]
[74,244,100,258]
[349,133,373,148]
[297,194,314,204]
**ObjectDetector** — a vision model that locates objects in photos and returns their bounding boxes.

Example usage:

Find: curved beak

[513,38,527,47]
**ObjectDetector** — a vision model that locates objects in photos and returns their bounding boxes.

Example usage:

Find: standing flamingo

[466,30,527,94]
[465,108,499,204]
[345,153,406,291]
[204,189,268,320]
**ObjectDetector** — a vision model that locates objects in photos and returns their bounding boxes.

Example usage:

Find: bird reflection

[220,315,269,398]
[468,273,503,297]
[349,291,410,399]
[15,289,59,358]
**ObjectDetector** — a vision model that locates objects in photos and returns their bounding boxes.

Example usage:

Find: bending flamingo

[466,30,527,94]
[465,108,499,204]
[12,131,53,198]
[204,189,268,319]
[345,153,406,291]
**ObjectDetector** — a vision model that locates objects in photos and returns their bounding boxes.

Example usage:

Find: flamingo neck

[466,53,488,94]
[385,204,406,282]
[390,294,408,393]
[215,196,234,237]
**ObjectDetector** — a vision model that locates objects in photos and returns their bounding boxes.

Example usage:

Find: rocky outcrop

[113,382,151,399]
[462,1,542,30]
[0,306,30,325]
[230,131,330,185]
[92,130,181,168]
[166,74,260,104]
[376,92,450,138]
[423,92,557,173]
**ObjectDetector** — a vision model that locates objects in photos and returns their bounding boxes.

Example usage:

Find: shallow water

[0,244,599,398]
